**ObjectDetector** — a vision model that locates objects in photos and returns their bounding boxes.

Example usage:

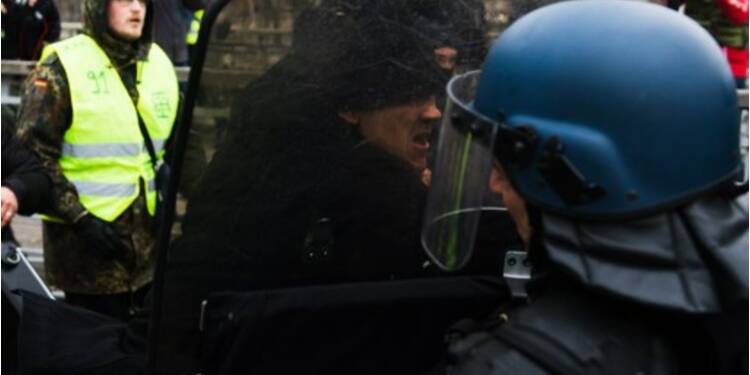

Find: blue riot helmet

[422,0,741,271]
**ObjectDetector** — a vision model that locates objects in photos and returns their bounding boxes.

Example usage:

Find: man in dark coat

[153,2,469,372]
[1,122,52,374]
[1,123,51,243]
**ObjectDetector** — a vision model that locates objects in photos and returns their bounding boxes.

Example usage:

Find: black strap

[137,114,159,170]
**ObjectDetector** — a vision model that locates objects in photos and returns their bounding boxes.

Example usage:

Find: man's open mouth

[412,131,431,150]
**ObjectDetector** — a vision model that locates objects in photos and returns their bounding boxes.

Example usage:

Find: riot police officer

[422,1,748,373]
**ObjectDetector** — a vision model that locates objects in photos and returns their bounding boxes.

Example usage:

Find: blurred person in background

[416,0,488,74]
[1,0,60,60]
[152,0,205,201]
[673,0,748,87]
[152,0,203,66]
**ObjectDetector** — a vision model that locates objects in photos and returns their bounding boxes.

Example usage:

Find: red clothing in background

[716,0,748,81]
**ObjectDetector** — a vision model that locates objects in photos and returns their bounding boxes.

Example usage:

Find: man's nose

[421,98,442,121]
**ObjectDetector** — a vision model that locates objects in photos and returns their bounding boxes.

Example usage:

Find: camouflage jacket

[15,20,161,293]
[15,52,159,294]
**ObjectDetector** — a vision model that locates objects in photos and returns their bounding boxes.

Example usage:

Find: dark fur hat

[291,1,448,112]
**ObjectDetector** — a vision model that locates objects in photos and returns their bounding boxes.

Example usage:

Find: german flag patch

[34,79,49,90]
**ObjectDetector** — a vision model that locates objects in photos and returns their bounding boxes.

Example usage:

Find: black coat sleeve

[40,0,61,43]
[325,143,433,281]
[1,125,52,215]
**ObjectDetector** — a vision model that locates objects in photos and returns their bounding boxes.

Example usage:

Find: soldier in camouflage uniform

[15,0,178,320]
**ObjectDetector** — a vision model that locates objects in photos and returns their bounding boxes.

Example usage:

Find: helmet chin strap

[726,181,748,199]
[503,250,533,299]
[503,203,546,301]
[729,170,749,197]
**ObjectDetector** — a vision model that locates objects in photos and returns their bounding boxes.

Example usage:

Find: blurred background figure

[1,0,61,134]
[185,8,202,64]
[1,0,60,61]
[412,0,488,74]
[670,0,748,88]
[152,0,204,66]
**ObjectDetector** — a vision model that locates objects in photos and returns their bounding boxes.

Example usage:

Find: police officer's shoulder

[446,287,682,375]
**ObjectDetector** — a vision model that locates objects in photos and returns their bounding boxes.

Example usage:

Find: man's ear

[488,161,508,195]
[338,111,360,125]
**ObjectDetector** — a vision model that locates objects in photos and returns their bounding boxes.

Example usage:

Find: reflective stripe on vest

[40,34,178,222]
[71,181,137,197]
[61,139,166,158]
[69,179,156,196]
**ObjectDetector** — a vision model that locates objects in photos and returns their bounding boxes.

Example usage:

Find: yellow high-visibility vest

[40,34,179,222]
[186,10,204,45]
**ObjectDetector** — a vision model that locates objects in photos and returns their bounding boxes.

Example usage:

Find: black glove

[73,214,128,260]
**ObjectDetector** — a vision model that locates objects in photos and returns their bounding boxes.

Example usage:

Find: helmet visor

[422,71,499,271]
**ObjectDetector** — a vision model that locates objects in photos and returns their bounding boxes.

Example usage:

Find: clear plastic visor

[422,71,500,271]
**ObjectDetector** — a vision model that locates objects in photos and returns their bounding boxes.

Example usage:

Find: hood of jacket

[541,194,748,314]
[81,0,153,67]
